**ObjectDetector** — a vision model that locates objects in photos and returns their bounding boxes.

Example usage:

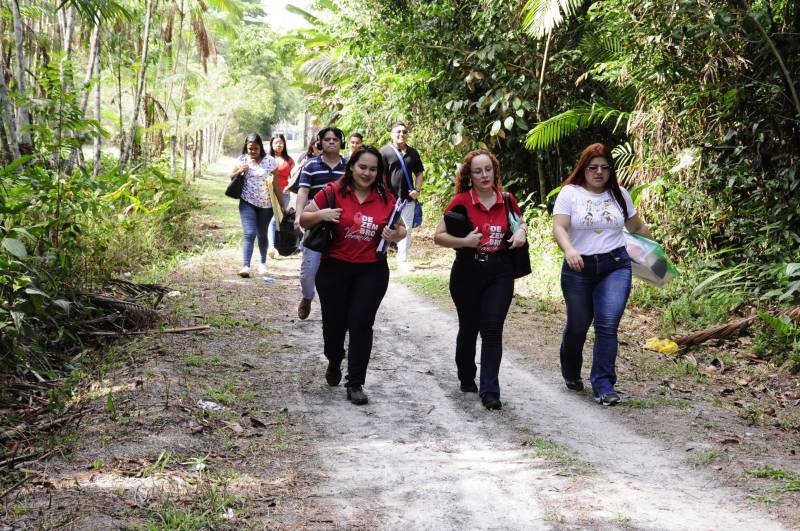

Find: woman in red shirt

[299,145,407,405]
[268,134,295,259]
[433,149,528,410]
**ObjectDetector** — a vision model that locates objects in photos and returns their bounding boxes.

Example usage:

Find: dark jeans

[450,254,514,397]
[239,200,273,267]
[559,246,632,397]
[316,258,390,387]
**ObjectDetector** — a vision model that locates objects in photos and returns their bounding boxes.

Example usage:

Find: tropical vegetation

[287,0,799,356]
[0,0,300,374]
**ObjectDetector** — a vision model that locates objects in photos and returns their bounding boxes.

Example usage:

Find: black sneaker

[347,385,369,405]
[596,391,621,406]
[481,393,502,410]
[460,380,478,393]
[564,379,584,391]
[325,359,342,386]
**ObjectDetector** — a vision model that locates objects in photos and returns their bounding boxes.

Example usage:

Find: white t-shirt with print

[552,184,635,255]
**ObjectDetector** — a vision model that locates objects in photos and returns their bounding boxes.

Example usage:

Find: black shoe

[595,391,621,406]
[564,379,584,391]
[347,385,368,405]
[325,359,342,386]
[481,393,502,410]
[460,380,478,393]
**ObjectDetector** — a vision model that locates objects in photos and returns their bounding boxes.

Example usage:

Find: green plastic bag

[624,231,678,287]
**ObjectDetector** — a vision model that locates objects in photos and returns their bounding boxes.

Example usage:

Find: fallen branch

[84,325,211,337]
[0,449,41,470]
[0,412,83,442]
[0,474,32,500]
[674,306,800,347]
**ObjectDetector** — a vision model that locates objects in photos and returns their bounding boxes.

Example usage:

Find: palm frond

[56,0,134,23]
[579,34,623,65]
[285,3,321,25]
[525,102,631,151]
[299,52,355,84]
[521,0,583,39]
[203,0,244,19]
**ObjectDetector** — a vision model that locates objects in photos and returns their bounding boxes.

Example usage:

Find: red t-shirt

[445,189,523,253]
[275,157,295,190]
[312,182,397,263]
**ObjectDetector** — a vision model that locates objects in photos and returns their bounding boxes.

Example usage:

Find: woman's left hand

[507,227,527,249]
[382,226,401,243]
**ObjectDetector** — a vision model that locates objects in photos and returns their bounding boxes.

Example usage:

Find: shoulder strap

[502,192,511,213]
[390,145,414,191]
[322,182,335,208]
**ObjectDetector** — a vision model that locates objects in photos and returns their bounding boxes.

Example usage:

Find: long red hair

[562,143,629,220]
[454,149,503,194]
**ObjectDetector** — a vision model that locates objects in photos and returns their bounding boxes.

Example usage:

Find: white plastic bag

[624,231,678,287]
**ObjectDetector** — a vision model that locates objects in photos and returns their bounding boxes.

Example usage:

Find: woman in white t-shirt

[552,143,651,406]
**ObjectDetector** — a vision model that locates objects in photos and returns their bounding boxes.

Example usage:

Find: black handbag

[443,204,473,238]
[502,193,532,279]
[302,184,336,252]
[275,208,300,256]
[225,173,244,199]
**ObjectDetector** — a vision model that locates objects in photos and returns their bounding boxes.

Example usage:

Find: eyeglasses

[393,129,409,135]
[586,165,611,173]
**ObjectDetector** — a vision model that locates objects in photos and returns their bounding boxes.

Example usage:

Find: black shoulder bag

[225,173,244,199]
[503,192,532,279]
[302,184,336,252]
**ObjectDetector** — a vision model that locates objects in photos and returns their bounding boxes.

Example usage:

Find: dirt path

[4,160,793,529]
[288,279,784,530]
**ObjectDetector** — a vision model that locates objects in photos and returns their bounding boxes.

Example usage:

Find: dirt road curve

[289,280,782,530]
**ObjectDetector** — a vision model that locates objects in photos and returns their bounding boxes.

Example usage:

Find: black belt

[456,249,511,263]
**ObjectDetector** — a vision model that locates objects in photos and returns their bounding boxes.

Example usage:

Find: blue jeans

[267,192,290,251]
[559,246,632,397]
[239,200,273,267]
[299,242,322,300]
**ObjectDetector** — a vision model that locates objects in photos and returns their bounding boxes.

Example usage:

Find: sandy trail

[280,277,783,530]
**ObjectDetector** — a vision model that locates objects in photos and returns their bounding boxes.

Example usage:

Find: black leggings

[315,258,390,387]
[449,255,514,397]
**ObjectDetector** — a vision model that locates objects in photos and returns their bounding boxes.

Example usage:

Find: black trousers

[315,258,390,387]
[449,254,514,397]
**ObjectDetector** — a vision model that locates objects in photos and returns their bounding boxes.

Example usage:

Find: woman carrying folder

[433,149,528,410]
[299,145,407,405]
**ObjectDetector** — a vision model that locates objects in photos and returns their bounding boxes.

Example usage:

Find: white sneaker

[257,262,267,276]
[238,266,250,278]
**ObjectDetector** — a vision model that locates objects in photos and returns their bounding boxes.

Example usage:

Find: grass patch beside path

[525,436,592,474]
[396,272,451,302]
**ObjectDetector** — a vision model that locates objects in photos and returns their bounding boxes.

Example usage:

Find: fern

[579,34,624,65]
[525,102,631,151]
[521,0,584,38]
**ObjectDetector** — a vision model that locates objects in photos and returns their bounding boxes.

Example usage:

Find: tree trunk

[192,130,198,180]
[0,36,21,160]
[217,118,229,160]
[10,0,33,153]
[170,135,177,176]
[93,42,102,178]
[80,22,101,118]
[121,0,156,164]
[183,133,188,180]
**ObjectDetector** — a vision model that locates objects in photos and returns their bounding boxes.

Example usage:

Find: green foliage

[753,310,800,368]
[525,102,630,151]
[0,65,199,374]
